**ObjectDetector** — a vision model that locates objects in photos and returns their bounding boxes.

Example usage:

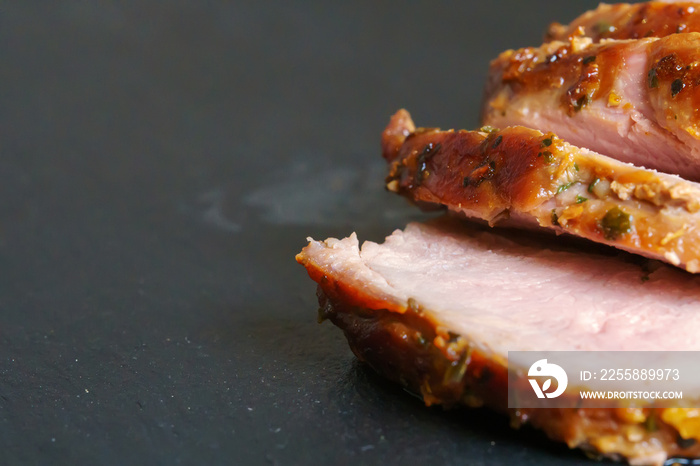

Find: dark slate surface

[1,1,614,464]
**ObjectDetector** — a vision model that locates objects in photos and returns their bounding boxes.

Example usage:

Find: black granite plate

[1,1,623,464]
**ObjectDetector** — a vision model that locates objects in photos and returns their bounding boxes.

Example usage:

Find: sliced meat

[296,217,700,464]
[383,110,700,273]
[482,33,700,181]
[546,2,700,43]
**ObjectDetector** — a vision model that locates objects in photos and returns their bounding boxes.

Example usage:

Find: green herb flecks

[573,95,589,112]
[595,21,615,36]
[601,207,632,240]
[416,143,441,185]
[443,348,472,386]
[541,137,553,147]
[648,68,659,89]
[463,160,496,188]
[644,415,658,432]
[582,55,596,65]
[556,182,575,194]
[672,79,685,97]
[588,178,600,193]
[538,151,554,164]
[492,135,503,149]
[575,195,588,204]
[551,209,560,226]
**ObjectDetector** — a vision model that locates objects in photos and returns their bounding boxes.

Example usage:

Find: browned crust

[546,2,700,43]
[303,260,700,462]
[483,38,633,118]
[384,111,563,220]
[483,33,700,163]
[647,33,700,141]
[382,110,700,273]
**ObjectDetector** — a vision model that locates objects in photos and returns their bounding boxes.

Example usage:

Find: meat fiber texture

[482,32,700,181]
[299,220,700,355]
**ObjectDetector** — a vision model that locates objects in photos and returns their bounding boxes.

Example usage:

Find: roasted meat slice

[546,2,700,43]
[383,110,700,273]
[296,218,700,464]
[482,32,700,180]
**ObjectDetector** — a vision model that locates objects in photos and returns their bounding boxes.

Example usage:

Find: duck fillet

[383,110,700,273]
[296,217,700,465]
[482,33,700,180]
[546,2,700,43]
